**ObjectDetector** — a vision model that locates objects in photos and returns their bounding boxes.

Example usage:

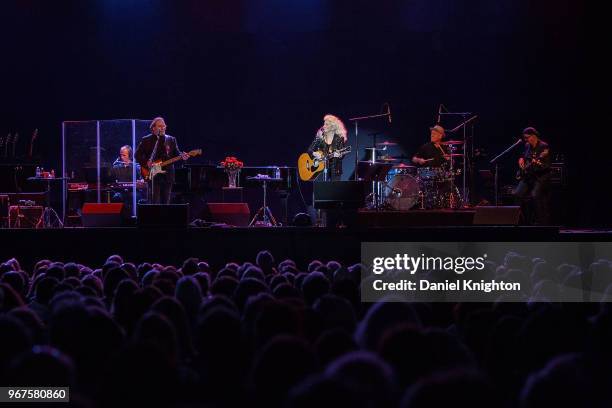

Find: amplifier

[550,162,565,185]
[8,205,44,228]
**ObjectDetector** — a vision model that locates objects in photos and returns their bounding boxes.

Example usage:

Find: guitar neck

[160,155,183,167]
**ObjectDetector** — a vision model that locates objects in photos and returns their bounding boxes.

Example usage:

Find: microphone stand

[490,139,523,206]
[149,132,163,203]
[440,111,477,206]
[348,111,391,181]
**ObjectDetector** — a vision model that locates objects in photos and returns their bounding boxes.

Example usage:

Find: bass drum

[386,174,420,210]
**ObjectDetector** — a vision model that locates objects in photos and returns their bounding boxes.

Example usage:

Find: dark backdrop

[3,0,606,226]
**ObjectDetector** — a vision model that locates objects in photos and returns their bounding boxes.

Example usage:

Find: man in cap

[514,127,552,224]
[412,125,449,167]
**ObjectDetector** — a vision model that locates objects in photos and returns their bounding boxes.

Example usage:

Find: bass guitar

[142,148,202,180]
[297,146,351,181]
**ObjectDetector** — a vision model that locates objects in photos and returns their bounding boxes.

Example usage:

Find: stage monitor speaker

[205,203,250,226]
[82,203,124,227]
[473,206,521,225]
[313,181,366,210]
[137,204,189,227]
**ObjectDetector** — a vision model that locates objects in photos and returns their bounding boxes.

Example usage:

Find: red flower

[221,156,244,169]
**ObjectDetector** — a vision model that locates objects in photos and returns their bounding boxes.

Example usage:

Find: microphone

[317,127,325,138]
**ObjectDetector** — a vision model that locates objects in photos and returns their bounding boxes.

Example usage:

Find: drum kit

[359,140,464,210]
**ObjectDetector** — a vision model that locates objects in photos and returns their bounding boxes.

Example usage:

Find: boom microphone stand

[490,138,523,206]
[348,105,392,181]
[441,111,478,206]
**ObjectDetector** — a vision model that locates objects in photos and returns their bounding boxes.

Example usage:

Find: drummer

[412,125,449,167]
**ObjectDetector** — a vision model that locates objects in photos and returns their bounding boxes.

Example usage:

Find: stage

[2,224,610,271]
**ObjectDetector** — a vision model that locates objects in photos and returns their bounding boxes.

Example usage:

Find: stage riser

[358,210,475,227]
[0,226,570,271]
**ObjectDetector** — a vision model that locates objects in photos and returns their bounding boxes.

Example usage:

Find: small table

[27,176,70,227]
[247,175,282,227]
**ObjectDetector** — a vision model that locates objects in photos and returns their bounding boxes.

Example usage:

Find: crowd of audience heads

[1,251,612,407]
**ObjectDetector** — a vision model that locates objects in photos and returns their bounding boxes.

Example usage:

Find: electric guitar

[11,133,18,157]
[3,134,10,158]
[141,149,202,180]
[298,146,351,181]
[516,151,547,180]
[28,129,38,158]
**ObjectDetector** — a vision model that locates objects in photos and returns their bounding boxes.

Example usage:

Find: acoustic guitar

[141,148,202,180]
[297,146,351,181]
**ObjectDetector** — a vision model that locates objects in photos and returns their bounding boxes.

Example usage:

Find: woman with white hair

[307,114,348,181]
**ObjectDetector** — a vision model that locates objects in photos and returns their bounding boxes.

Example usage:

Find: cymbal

[441,140,464,145]
[378,156,399,162]
[393,163,416,168]
[445,153,464,157]
[364,147,385,151]
[376,141,397,146]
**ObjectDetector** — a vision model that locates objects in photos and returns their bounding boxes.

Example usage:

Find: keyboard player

[110,145,146,209]
[111,145,141,182]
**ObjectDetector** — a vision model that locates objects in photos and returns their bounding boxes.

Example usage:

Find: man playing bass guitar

[514,127,552,225]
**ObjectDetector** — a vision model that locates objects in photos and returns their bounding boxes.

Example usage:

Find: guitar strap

[149,134,167,163]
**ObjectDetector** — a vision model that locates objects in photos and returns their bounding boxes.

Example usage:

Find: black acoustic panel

[473,206,521,225]
[0,195,9,218]
[313,181,366,210]
[137,204,189,227]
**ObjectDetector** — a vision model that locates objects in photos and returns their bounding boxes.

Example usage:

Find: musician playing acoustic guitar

[135,117,190,204]
[514,127,552,225]
[307,114,348,181]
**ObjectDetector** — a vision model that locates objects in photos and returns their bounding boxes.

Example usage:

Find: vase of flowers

[220,156,244,188]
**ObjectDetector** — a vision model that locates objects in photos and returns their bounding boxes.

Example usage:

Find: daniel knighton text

[361,242,612,302]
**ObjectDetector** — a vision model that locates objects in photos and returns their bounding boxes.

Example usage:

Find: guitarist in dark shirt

[514,127,552,225]
[135,117,189,204]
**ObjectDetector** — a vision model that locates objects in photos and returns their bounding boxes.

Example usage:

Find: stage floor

[2,225,611,270]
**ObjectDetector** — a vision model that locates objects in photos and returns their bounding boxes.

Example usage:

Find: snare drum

[417,167,445,181]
